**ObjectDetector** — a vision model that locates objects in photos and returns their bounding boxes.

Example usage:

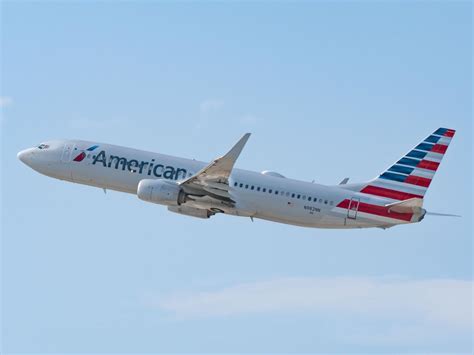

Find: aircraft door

[61,143,75,163]
[347,197,360,219]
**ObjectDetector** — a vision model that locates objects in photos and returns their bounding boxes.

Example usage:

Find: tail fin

[361,128,455,201]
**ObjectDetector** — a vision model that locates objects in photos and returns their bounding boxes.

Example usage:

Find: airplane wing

[178,133,251,202]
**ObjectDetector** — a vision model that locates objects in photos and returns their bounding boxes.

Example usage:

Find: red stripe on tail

[444,129,455,137]
[361,185,423,200]
[416,160,439,171]
[431,144,448,154]
[404,175,431,187]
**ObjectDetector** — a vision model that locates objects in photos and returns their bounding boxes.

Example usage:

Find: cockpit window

[37,144,50,150]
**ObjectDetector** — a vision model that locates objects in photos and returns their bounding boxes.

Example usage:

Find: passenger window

[263,188,266,192]
[269,189,272,193]
[308,197,312,201]
[297,194,301,199]
[245,184,249,189]
[257,187,261,191]
[251,186,254,190]
[324,200,328,204]
[275,191,278,195]
[239,183,243,188]
[234,182,238,187]
[292,193,295,198]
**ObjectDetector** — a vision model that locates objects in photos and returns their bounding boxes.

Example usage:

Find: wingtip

[241,132,251,141]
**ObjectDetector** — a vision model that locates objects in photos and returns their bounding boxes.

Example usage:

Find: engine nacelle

[137,179,186,206]
[168,205,211,219]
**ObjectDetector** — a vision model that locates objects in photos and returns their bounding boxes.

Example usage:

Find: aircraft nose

[17,148,35,166]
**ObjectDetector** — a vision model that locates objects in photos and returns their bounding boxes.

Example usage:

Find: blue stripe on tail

[406,150,427,159]
[388,165,414,175]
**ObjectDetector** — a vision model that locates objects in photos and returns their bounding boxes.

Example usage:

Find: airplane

[17,128,458,229]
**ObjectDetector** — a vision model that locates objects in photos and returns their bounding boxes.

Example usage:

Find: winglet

[211,133,251,174]
[179,133,251,186]
[223,133,251,161]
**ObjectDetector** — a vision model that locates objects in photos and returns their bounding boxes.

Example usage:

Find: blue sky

[1,1,472,353]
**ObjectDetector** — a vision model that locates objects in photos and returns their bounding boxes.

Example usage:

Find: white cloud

[157,277,472,330]
[0,96,13,108]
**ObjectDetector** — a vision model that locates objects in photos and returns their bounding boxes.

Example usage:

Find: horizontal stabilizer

[339,177,349,185]
[426,211,461,217]
[386,198,423,213]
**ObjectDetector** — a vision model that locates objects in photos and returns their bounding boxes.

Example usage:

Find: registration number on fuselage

[304,205,321,214]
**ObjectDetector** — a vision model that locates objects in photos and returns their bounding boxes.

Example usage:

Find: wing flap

[204,181,231,191]
[203,186,232,199]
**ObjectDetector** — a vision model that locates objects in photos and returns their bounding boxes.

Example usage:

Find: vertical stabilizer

[360,128,455,201]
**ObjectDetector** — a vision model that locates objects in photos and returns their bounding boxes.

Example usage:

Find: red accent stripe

[360,185,423,200]
[416,160,439,171]
[336,200,347,208]
[444,129,455,137]
[431,144,448,154]
[73,152,86,162]
[404,175,431,187]
[337,199,412,221]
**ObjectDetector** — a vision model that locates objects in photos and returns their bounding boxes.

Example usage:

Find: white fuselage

[18,139,421,229]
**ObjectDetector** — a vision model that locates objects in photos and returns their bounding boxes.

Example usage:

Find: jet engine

[137,179,186,206]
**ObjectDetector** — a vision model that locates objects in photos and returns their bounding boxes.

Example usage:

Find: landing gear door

[347,197,360,219]
[61,143,75,163]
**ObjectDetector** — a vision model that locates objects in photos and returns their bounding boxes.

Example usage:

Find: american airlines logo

[73,145,99,162]
[91,150,188,180]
